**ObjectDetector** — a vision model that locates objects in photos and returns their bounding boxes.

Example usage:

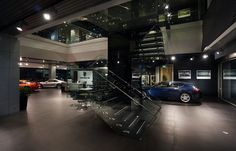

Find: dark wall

[20,68,49,81]
[173,53,217,96]
[108,34,131,83]
[20,68,68,81]
[202,0,236,48]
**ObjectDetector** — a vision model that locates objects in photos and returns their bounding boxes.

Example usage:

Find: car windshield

[156,82,169,87]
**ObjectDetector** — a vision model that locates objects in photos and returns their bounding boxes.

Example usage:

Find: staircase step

[114,106,130,116]
[128,115,140,128]
[133,48,164,54]
[137,44,163,49]
[136,120,146,135]
[142,37,162,42]
[132,52,165,57]
[103,97,119,103]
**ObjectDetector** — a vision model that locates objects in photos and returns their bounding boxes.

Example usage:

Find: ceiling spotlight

[167,13,172,17]
[20,56,23,61]
[25,63,29,66]
[16,26,23,31]
[165,4,169,9]
[152,60,155,63]
[190,57,194,61]
[117,60,120,64]
[216,51,220,55]
[18,63,22,66]
[63,21,66,24]
[43,13,51,21]
[203,54,208,59]
[171,56,176,61]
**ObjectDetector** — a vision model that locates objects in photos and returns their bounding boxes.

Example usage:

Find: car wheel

[180,93,191,103]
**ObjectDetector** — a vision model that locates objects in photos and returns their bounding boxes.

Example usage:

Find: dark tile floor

[0,89,236,151]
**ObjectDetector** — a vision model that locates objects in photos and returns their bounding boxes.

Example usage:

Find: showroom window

[222,59,236,105]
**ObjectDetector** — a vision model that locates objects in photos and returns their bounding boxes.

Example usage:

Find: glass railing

[33,23,103,44]
[63,61,161,139]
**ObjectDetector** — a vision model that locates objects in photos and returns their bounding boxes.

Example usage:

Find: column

[0,34,19,116]
[49,65,56,79]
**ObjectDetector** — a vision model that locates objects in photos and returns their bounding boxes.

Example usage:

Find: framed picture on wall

[196,70,211,79]
[178,70,191,79]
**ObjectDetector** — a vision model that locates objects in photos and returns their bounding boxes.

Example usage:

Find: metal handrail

[108,70,161,109]
[94,70,157,116]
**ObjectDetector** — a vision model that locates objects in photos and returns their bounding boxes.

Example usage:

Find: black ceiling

[0,0,111,35]
[0,0,62,31]
[84,0,206,32]
[0,0,206,35]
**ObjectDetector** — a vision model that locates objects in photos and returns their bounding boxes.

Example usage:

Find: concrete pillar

[49,65,56,79]
[0,34,19,116]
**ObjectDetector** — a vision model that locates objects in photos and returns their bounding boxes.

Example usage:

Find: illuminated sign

[178,9,191,18]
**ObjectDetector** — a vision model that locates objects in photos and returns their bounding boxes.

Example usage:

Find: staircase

[132,26,165,59]
[90,67,161,139]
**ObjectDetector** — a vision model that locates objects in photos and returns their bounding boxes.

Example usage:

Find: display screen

[196,70,211,79]
[178,70,191,79]
[77,70,93,85]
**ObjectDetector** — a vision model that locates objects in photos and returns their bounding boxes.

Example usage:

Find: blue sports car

[144,81,201,103]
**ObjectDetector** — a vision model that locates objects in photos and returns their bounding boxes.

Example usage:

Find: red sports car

[19,80,40,92]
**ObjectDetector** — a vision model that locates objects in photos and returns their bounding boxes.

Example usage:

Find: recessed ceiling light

[20,56,23,61]
[171,56,176,61]
[117,60,120,64]
[165,4,169,9]
[43,13,51,20]
[216,51,220,55]
[190,57,194,61]
[16,26,23,31]
[203,54,208,59]
[25,63,29,66]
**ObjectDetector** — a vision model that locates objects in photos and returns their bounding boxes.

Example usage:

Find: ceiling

[0,0,62,31]
[0,0,111,35]
[83,0,206,32]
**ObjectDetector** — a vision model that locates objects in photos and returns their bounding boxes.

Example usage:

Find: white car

[40,79,65,88]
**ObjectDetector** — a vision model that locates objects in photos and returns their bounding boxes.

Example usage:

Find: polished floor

[0,89,236,151]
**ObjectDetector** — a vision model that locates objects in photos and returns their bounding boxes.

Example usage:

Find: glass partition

[222,59,236,105]
[33,23,102,44]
